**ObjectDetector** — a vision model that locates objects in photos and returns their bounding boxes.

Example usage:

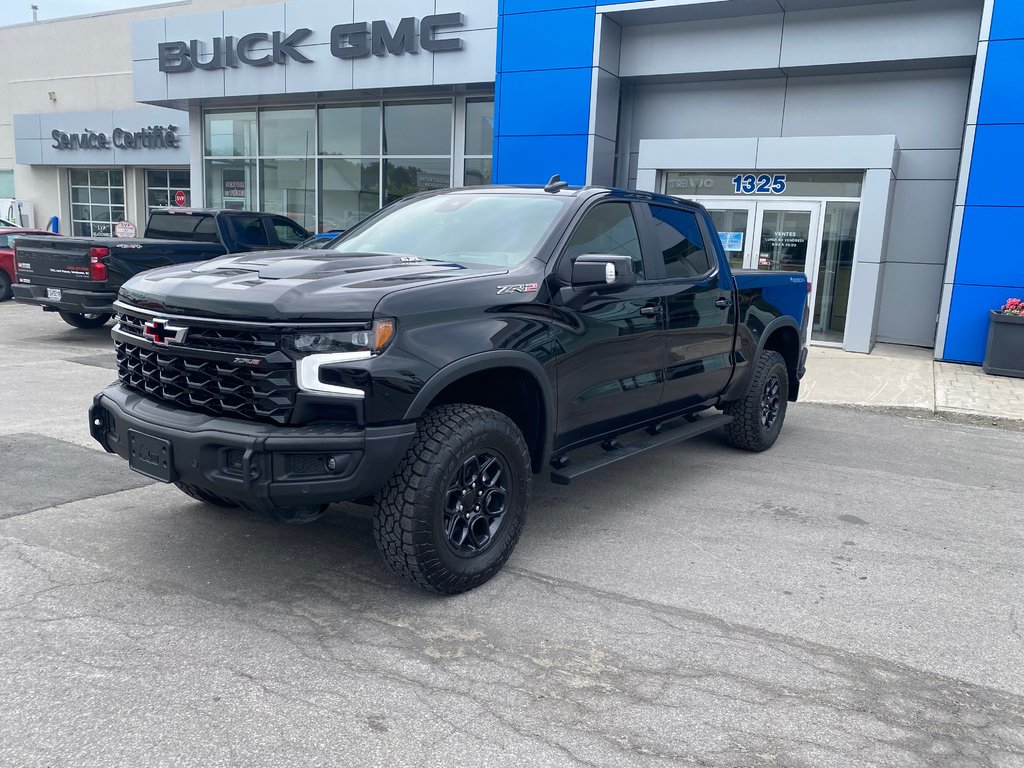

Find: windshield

[330,193,568,268]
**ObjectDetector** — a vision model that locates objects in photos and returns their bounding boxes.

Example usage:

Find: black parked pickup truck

[90,182,809,593]
[13,208,309,328]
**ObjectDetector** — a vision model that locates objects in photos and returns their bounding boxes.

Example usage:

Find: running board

[549,413,732,485]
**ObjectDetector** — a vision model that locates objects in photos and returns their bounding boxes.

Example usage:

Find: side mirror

[570,253,637,293]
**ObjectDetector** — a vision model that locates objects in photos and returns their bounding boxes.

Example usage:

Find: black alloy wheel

[443,452,510,557]
[760,372,783,430]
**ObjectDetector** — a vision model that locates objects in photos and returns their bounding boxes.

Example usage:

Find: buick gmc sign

[158,13,465,73]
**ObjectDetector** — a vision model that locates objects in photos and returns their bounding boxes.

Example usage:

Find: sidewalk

[800,343,1024,421]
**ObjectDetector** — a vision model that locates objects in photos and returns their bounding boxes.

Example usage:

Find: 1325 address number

[732,174,787,195]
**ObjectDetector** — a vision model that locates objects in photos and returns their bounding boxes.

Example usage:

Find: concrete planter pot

[983,310,1024,379]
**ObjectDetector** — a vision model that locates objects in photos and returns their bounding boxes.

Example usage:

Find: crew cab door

[551,200,666,448]
[636,203,735,410]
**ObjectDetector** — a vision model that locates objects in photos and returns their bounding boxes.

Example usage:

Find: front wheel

[723,349,790,452]
[59,311,111,329]
[373,404,531,594]
[0,273,11,302]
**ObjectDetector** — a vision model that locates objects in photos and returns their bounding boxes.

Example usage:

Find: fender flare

[404,350,556,466]
[754,315,801,365]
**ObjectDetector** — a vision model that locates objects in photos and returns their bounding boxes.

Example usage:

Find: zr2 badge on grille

[233,357,262,366]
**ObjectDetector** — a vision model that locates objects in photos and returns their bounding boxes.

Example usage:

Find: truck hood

[117,249,507,321]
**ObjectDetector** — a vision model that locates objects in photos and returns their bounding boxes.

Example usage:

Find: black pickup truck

[13,208,309,328]
[90,183,809,594]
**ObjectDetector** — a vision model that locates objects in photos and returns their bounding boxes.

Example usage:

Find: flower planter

[983,310,1024,379]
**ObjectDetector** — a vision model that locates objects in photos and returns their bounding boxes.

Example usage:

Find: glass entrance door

[684,190,860,347]
[752,202,819,275]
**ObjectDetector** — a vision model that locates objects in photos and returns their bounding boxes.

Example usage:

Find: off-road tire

[174,481,237,508]
[0,273,11,302]
[723,349,789,452]
[373,404,531,594]
[59,311,112,329]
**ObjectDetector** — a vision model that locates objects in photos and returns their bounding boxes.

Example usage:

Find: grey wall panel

[599,17,622,77]
[285,0,354,33]
[133,58,168,104]
[132,17,164,62]
[354,0,433,23]
[876,261,944,345]
[781,69,972,150]
[897,149,961,180]
[224,3,285,40]
[780,0,982,69]
[620,14,784,79]
[630,79,786,143]
[885,180,956,266]
[432,29,498,86]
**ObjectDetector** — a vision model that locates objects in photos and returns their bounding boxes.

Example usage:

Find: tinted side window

[226,215,270,248]
[272,217,308,246]
[649,206,711,279]
[565,203,644,278]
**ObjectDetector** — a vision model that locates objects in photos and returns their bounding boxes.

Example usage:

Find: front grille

[115,341,297,424]
[114,311,277,356]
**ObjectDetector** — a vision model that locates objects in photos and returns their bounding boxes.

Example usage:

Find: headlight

[284,318,395,355]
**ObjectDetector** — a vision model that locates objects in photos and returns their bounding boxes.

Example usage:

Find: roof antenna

[544,174,569,193]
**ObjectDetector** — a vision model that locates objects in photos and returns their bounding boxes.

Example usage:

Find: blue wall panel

[943,0,1024,363]
[496,69,593,135]
[499,8,596,71]
[990,0,1024,40]
[494,135,590,185]
[978,40,1024,125]
[965,125,1024,207]
[502,0,595,14]
[493,2,597,186]
[954,206,1024,287]
[944,285,1021,363]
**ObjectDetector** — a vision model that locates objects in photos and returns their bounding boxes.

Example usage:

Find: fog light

[325,456,337,473]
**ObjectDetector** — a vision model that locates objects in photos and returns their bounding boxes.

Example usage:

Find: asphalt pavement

[1,301,1023,767]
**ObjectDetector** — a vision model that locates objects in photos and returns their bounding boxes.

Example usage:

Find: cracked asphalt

[1,300,1022,767]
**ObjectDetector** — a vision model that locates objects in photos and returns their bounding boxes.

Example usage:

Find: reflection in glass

[464,158,491,186]
[757,210,811,273]
[708,208,748,270]
[465,99,494,156]
[813,202,859,344]
[320,105,379,156]
[384,159,451,205]
[320,159,380,232]
[261,158,316,232]
[205,159,256,210]
[383,101,452,156]
[260,108,316,157]
[205,111,257,156]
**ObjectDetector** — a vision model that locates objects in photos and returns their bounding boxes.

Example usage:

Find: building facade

[1,0,1020,363]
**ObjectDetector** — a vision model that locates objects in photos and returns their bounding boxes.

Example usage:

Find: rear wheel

[723,349,789,452]
[0,273,11,302]
[59,311,111,329]
[373,404,531,594]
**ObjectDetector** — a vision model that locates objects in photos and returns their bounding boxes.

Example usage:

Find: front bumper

[90,383,416,512]
[13,283,116,314]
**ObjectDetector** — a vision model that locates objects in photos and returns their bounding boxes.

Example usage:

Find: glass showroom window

[145,169,191,214]
[320,103,380,232]
[204,111,257,211]
[69,169,125,237]
[464,98,493,186]
[382,100,453,206]
[259,109,317,232]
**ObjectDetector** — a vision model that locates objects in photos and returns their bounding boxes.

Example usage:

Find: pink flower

[1001,297,1024,316]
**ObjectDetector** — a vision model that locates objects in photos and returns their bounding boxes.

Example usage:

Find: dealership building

[0,0,1021,363]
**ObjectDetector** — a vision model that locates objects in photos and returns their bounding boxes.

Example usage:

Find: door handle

[639,304,663,317]
[714,296,733,309]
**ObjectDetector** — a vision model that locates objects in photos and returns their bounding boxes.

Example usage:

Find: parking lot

[1,300,1023,767]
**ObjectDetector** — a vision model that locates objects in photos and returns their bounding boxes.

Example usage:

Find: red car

[0,229,60,301]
